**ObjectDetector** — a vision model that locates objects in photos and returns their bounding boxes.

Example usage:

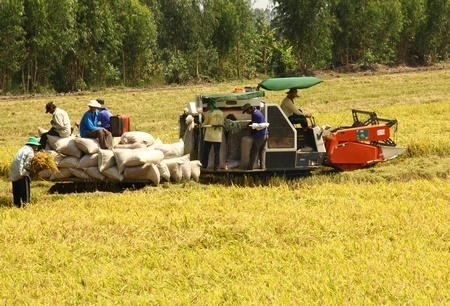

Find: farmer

[38,102,72,151]
[242,103,269,170]
[97,99,112,131]
[201,104,224,171]
[9,136,40,208]
[79,100,114,150]
[280,88,312,128]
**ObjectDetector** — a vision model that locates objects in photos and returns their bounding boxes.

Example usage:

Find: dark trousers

[38,128,60,151]
[288,114,308,128]
[12,177,31,208]
[86,129,114,150]
[202,141,221,170]
[248,134,268,170]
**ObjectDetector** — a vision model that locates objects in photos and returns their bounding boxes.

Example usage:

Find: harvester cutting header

[180,77,406,175]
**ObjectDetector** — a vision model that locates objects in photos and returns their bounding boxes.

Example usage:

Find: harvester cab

[179,77,405,175]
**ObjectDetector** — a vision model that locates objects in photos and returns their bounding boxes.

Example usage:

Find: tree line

[0,0,448,93]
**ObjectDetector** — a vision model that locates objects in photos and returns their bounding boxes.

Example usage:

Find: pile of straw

[31,151,59,174]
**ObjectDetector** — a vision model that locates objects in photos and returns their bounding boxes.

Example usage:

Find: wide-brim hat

[242,103,252,114]
[88,100,102,108]
[286,88,299,97]
[26,136,41,146]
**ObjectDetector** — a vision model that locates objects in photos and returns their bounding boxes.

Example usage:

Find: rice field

[0,68,449,305]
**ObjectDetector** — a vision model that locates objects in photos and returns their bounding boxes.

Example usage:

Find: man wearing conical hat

[9,136,40,208]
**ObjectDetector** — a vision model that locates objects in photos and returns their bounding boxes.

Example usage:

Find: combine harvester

[180,77,406,176]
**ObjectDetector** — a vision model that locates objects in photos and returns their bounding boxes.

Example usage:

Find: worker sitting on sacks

[79,100,114,150]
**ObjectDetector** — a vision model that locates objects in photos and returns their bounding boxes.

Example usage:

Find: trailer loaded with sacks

[35,130,201,185]
[34,77,406,185]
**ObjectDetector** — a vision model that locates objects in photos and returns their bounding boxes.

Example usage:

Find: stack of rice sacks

[38,131,202,185]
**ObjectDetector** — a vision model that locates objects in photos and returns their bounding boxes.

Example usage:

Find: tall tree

[111,0,157,86]
[0,0,26,92]
[397,0,426,64]
[273,0,333,73]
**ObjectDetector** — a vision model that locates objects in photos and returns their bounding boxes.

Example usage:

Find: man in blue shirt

[97,99,112,131]
[79,100,114,149]
[242,103,269,170]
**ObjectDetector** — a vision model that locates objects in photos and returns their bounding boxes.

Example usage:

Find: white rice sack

[70,168,91,180]
[58,156,80,168]
[113,137,121,146]
[45,150,60,158]
[98,148,116,172]
[113,143,147,150]
[152,138,163,148]
[38,127,48,137]
[113,147,164,173]
[156,161,170,182]
[123,163,160,186]
[120,131,155,146]
[162,158,184,183]
[77,153,98,169]
[190,160,202,183]
[85,167,106,180]
[240,136,253,169]
[73,137,100,154]
[155,139,184,159]
[102,166,124,181]
[48,135,82,158]
[38,169,53,179]
[53,154,66,166]
[179,154,191,181]
[46,134,60,150]
[50,168,73,181]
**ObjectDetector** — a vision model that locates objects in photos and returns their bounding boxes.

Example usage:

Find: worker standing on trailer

[201,104,224,171]
[79,100,114,150]
[242,103,269,170]
[281,88,312,128]
[9,136,40,208]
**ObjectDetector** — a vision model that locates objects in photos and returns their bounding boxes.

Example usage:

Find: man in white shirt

[280,88,312,128]
[38,102,72,150]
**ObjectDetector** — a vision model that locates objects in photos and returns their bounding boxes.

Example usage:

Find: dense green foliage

[0,0,448,93]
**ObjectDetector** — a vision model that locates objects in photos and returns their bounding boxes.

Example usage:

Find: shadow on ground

[49,181,148,194]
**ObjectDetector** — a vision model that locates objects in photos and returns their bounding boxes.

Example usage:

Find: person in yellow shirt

[201,105,224,171]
